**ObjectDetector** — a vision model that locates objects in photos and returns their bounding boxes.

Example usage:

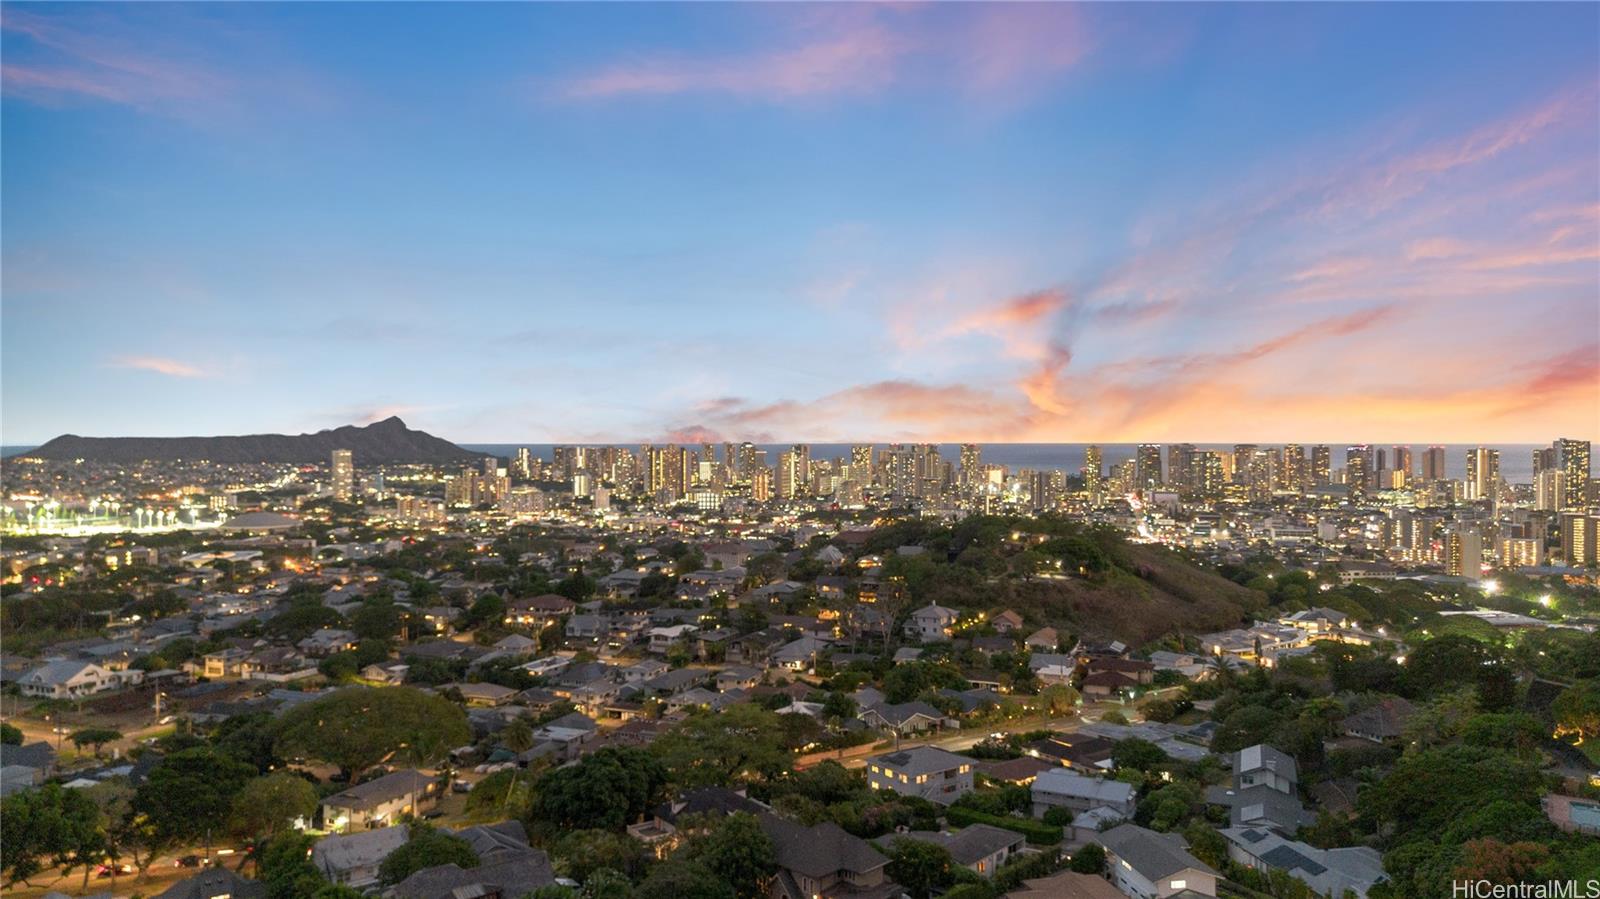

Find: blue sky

[3,2,1597,444]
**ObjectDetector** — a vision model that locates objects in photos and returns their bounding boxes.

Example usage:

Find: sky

[2,2,1598,446]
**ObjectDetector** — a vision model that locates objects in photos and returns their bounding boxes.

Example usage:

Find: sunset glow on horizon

[3,2,1597,445]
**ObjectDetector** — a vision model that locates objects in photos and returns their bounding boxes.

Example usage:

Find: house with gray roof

[153,868,267,899]
[1096,823,1218,899]
[875,824,1025,877]
[758,813,901,899]
[1221,827,1385,897]
[1031,768,1136,819]
[1204,784,1315,835]
[859,700,944,736]
[1234,744,1297,794]
[321,769,441,832]
[313,824,409,888]
[866,746,974,805]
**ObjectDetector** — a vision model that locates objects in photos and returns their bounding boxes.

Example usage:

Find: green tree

[213,710,284,773]
[887,838,957,899]
[580,867,635,899]
[70,727,123,756]
[272,686,470,778]
[689,813,777,899]
[1552,678,1600,742]
[1,722,22,745]
[258,831,329,899]
[229,773,319,841]
[1,783,106,888]
[634,861,735,899]
[530,747,668,831]
[379,824,480,885]
[1110,738,1168,773]
[135,747,255,857]
[650,705,792,788]
[1038,683,1080,716]
[552,830,650,882]
[1069,842,1106,874]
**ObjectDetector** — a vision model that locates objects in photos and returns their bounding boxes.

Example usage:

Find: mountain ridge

[8,416,490,465]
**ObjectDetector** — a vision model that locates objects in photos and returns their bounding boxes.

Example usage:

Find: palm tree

[499,718,536,810]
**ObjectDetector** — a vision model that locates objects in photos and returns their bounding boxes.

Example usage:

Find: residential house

[153,869,267,899]
[18,660,139,699]
[1006,870,1126,899]
[648,624,698,654]
[622,659,670,683]
[1203,784,1314,834]
[904,604,959,642]
[758,813,901,899]
[866,746,974,805]
[314,824,410,889]
[504,594,576,628]
[875,824,1025,877]
[1221,827,1385,897]
[715,666,762,692]
[991,610,1024,634]
[297,628,358,657]
[321,769,441,832]
[1031,769,1137,819]
[1025,628,1061,652]
[1097,824,1218,899]
[1544,793,1600,836]
[773,636,829,672]
[202,648,251,679]
[1026,733,1116,771]
[1339,698,1415,744]
[385,822,555,899]
[859,701,944,737]
[565,613,607,641]
[1235,744,1297,794]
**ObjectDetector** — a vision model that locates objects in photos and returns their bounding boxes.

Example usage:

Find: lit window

[1171,881,1187,890]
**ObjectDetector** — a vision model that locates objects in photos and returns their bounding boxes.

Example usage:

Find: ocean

[1,442,1571,484]
[460,443,1560,485]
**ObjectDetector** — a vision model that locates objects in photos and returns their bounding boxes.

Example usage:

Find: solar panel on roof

[1261,845,1327,876]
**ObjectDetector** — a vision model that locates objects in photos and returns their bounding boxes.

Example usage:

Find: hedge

[945,806,1062,845]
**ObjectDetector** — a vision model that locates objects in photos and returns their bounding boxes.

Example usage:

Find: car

[96,863,135,878]
[452,780,473,793]
[176,855,204,868]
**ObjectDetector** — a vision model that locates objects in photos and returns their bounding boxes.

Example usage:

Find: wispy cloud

[1,8,227,111]
[110,356,208,378]
[556,5,1098,104]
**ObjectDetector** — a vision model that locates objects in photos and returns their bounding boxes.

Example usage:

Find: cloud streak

[110,356,208,378]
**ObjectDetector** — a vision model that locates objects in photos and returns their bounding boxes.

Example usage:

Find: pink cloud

[1,9,228,109]
[564,26,908,101]
[556,5,1098,104]
[111,356,207,378]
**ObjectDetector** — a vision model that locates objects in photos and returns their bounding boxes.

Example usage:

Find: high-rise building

[1422,446,1447,482]
[1282,444,1307,492]
[1445,526,1484,577]
[1536,469,1568,512]
[1310,446,1332,486]
[959,444,982,491]
[1345,446,1369,498]
[1167,444,1196,492]
[750,466,773,502]
[1560,512,1597,567]
[1083,446,1104,501]
[512,447,533,480]
[1555,438,1592,510]
[1498,537,1543,568]
[778,447,811,499]
[331,449,354,501]
[1465,447,1501,502]
[1194,451,1226,499]
[1391,446,1413,485]
[1136,444,1162,490]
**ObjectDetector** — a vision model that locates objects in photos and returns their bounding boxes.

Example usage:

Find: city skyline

[3,3,1599,445]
